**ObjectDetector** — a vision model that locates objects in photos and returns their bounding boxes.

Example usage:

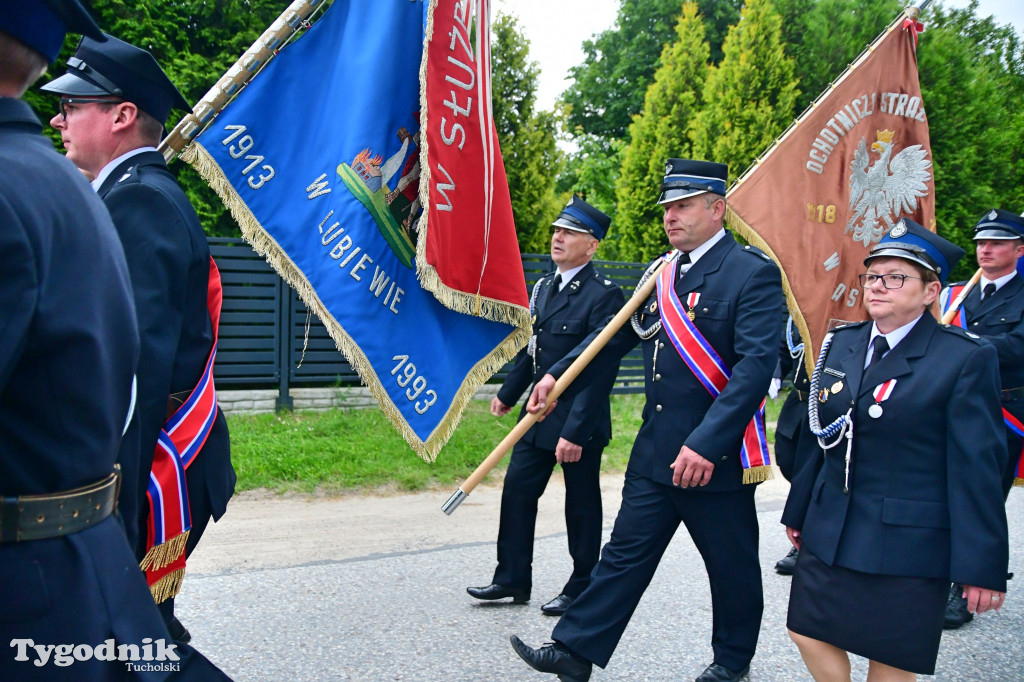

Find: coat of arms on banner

[847,129,931,246]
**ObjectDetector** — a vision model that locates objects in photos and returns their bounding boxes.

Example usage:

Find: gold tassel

[149,568,185,604]
[139,531,189,572]
[743,464,775,485]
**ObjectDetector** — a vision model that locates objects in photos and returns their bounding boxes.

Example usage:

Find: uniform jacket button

[659,342,665,349]
[654,373,661,381]
[721,456,728,461]
[655,404,663,412]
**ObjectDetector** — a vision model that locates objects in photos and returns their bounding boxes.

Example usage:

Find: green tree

[691,0,800,182]
[918,2,1024,280]
[615,2,710,262]
[491,13,565,253]
[780,0,901,113]
[561,0,739,143]
[26,0,287,236]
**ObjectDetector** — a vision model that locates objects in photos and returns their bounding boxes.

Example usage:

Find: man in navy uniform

[467,197,624,616]
[42,34,235,644]
[940,208,1024,629]
[773,317,811,575]
[0,2,175,678]
[511,159,782,682]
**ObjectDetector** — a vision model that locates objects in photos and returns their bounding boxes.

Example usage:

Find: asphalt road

[178,475,1024,681]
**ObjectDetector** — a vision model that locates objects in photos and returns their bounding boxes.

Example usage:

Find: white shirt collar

[91,147,159,192]
[555,263,587,290]
[865,314,923,368]
[680,228,726,270]
[980,270,1018,292]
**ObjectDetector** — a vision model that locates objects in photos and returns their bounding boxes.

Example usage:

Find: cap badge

[889,221,907,238]
[665,161,673,176]
[988,210,998,221]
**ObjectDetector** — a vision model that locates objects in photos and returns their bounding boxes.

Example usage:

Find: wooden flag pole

[157,0,328,163]
[939,268,982,324]
[442,256,676,515]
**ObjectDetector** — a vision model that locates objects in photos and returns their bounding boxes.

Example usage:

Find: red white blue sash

[655,254,772,483]
[940,284,967,329]
[1002,408,1024,488]
[141,257,223,602]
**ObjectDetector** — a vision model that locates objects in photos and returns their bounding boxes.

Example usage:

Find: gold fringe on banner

[181,140,528,461]
[138,530,189,572]
[149,568,185,604]
[725,205,815,377]
[743,464,776,485]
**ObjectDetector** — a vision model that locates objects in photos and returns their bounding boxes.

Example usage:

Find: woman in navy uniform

[782,219,1009,680]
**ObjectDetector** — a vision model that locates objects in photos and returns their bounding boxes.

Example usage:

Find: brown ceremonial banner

[726,13,934,372]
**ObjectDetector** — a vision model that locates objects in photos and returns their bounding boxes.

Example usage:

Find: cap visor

[973,229,1021,240]
[552,218,592,234]
[39,72,112,96]
[658,188,708,205]
[863,248,935,273]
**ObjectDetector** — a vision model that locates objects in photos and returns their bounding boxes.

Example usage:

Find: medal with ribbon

[685,292,700,321]
[869,379,896,418]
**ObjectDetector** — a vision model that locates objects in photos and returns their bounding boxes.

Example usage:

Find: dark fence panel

[210,237,647,403]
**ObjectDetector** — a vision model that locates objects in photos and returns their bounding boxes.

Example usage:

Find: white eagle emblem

[847,129,931,247]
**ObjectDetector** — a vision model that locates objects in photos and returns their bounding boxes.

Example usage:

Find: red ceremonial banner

[727,13,934,369]
[419,0,531,325]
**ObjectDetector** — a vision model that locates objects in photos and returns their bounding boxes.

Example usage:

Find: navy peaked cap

[552,196,611,240]
[864,217,964,285]
[973,208,1024,241]
[658,159,728,204]
[41,33,189,124]
[0,0,104,63]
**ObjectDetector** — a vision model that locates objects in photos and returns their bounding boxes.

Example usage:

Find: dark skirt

[787,548,947,674]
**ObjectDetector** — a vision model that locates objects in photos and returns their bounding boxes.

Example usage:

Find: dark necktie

[867,335,890,372]
[545,274,562,308]
[679,252,691,275]
[983,282,997,301]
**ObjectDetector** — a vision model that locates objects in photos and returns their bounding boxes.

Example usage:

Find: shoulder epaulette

[938,323,985,344]
[740,244,773,262]
[113,165,141,186]
[831,320,870,333]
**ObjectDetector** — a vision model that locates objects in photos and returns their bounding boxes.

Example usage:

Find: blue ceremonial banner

[183,0,530,459]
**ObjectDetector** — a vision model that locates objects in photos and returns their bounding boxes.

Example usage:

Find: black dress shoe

[775,546,799,575]
[466,583,530,603]
[695,662,749,682]
[541,594,575,616]
[943,582,973,629]
[509,635,591,681]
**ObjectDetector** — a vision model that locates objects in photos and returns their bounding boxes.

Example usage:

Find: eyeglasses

[858,273,924,289]
[58,98,123,120]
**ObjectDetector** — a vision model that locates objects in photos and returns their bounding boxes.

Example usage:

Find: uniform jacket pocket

[882,497,950,529]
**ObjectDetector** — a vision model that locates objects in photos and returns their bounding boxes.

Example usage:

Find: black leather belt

[0,471,119,543]
[793,389,808,402]
[1001,386,1024,403]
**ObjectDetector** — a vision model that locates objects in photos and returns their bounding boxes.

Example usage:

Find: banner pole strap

[443,257,674,515]
[158,0,329,163]
[940,268,982,324]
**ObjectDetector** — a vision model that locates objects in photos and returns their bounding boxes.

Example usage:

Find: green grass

[227,391,788,494]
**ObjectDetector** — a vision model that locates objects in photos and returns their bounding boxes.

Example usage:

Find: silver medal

[868,404,883,419]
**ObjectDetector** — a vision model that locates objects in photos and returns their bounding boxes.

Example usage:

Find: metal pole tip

[442,488,468,515]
